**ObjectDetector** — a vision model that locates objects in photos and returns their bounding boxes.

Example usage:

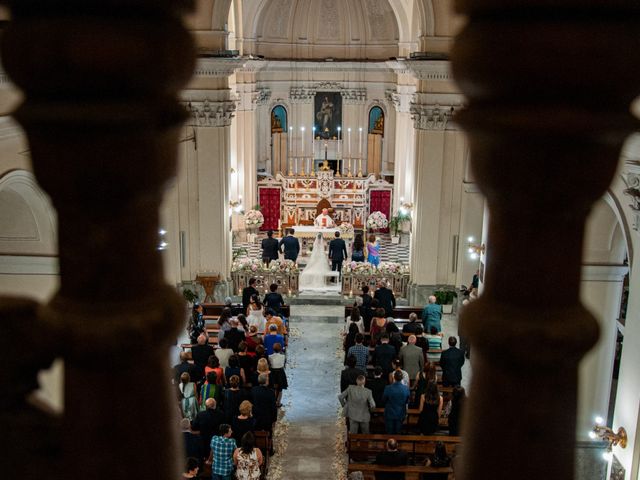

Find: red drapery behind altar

[259,187,280,231]
[369,190,391,233]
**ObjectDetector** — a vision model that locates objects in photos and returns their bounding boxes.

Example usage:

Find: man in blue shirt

[263,324,285,355]
[347,333,369,371]
[208,424,236,480]
[382,370,410,435]
[421,295,443,333]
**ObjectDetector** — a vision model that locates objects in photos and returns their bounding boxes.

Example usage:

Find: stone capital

[290,81,367,104]
[385,86,416,113]
[405,59,452,82]
[185,99,237,127]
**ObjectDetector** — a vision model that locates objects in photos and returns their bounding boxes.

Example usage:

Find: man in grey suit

[398,335,425,383]
[338,374,376,434]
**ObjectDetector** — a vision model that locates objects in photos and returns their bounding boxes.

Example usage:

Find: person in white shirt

[268,342,287,407]
[344,305,365,334]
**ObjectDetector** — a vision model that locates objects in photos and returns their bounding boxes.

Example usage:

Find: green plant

[182,288,198,304]
[433,287,458,305]
[233,247,248,261]
[389,216,401,236]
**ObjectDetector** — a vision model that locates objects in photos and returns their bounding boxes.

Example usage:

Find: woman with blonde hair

[232,400,256,443]
[256,357,270,384]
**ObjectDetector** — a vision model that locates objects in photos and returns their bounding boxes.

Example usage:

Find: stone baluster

[452,1,640,479]
[1,1,195,479]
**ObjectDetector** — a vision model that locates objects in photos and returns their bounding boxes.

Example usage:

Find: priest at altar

[314,208,335,228]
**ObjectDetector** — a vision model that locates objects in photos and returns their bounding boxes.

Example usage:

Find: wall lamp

[589,416,627,461]
[467,236,485,260]
[230,195,244,214]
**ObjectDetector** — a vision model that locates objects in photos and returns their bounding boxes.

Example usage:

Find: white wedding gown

[299,234,333,291]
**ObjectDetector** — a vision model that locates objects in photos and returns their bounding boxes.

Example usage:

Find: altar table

[291,226,354,240]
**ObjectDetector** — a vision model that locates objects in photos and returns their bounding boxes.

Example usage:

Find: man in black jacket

[374,334,396,376]
[375,438,409,480]
[191,398,225,460]
[261,230,280,266]
[263,283,285,316]
[374,281,396,318]
[279,228,300,262]
[366,366,387,408]
[251,374,278,432]
[328,231,348,275]
[440,336,465,387]
[360,285,374,332]
[242,277,259,312]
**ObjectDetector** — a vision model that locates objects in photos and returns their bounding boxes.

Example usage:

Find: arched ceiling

[247,0,401,60]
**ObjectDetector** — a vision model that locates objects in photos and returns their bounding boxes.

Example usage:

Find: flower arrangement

[378,261,410,275]
[244,209,264,228]
[232,258,299,274]
[342,261,376,275]
[338,222,354,235]
[366,211,388,230]
[268,259,299,274]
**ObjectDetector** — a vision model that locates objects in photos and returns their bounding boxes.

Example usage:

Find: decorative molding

[410,103,457,131]
[621,160,640,231]
[405,59,452,81]
[194,57,246,78]
[290,82,367,104]
[255,88,272,106]
[236,87,271,111]
[385,88,414,113]
[0,254,59,275]
[184,100,237,127]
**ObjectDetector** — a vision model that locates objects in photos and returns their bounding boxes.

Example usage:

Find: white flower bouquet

[378,261,410,275]
[366,211,388,230]
[244,209,264,228]
[268,259,299,274]
[342,261,376,275]
[338,222,354,235]
[231,258,263,273]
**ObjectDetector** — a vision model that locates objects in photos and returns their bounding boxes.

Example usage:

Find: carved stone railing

[342,273,410,298]
[232,271,300,296]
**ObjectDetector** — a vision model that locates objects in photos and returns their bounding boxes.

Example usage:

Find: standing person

[338,375,376,434]
[279,228,300,262]
[263,324,285,355]
[263,283,285,316]
[178,372,198,421]
[373,333,396,376]
[191,334,214,380]
[261,230,280,266]
[366,366,387,408]
[448,386,466,436]
[268,342,288,407]
[417,381,443,435]
[360,285,374,332]
[251,374,278,433]
[345,306,365,334]
[347,333,369,372]
[422,295,443,333]
[399,335,425,384]
[329,230,348,274]
[208,424,237,480]
[264,309,287,336]
[233,432,264,480]
[369,308,388,346]
[440,337,465,387]
[351,233,366,262]
[224,319,245,353]
[192,398,225,460]
[382,370,410,435]
[231,400,256,444]
[246,294,266,333]
[375,438,409,480]
[366,234,380,267]
[242,278,259,313]
[188,303,205,344]
[374,281,396,318]
[425,327,444,363]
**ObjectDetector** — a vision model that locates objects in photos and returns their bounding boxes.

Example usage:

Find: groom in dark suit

[329,231,348,275]
[261,230,280,266]
[279,228,300,261]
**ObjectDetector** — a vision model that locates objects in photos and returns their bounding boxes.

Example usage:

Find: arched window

[271,105,287,133]
[369,106,384,136]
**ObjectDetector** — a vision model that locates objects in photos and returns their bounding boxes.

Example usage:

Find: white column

[577,264,626,439]
[389,87,416,213]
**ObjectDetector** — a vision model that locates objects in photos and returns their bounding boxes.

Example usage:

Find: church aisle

[268,305,346,480]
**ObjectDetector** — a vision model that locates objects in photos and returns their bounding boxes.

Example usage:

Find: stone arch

[0,169,57,256]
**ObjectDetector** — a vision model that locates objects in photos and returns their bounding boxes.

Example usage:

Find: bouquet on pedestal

[366,211,388,231]
[338,222,354,235]
[244,209,264,229]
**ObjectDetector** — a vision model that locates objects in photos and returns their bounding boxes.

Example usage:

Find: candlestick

[337,126,342,159]
[312,126,316,162]
[358,158,363,177]
[289,126,293,153]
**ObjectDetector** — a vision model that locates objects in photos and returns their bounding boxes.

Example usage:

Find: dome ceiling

[253,0,400,60]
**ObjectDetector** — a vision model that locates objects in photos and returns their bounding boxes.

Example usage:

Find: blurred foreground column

[452,1,640,479]
[1,1,195,479]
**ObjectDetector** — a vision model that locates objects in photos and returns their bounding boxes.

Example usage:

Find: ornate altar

[257,170,393,232]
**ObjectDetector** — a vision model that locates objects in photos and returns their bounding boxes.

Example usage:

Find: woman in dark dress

[448,386,466,436]
[368,308,388,347]
[224,354,246,386]
[232,400,256,444]
[343,322,360,363]
[418,381,443,435]
[351,234,365,262]
[223,375,249,422]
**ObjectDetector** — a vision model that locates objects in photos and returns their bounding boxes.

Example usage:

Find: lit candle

[348,127,352,157]
[359,127,363,156]
[289,126,293,154]
[300,126,305,157]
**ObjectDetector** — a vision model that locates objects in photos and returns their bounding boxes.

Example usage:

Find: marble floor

[267,304,472,479]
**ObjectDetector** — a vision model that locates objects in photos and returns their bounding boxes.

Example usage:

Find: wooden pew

[203,302,291,319]
[345,305,423,320]
[347,463,453,480]
[368,406,452,434]
[347,433,461,464]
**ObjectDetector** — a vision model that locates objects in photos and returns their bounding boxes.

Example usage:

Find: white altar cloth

[292,226,353,240]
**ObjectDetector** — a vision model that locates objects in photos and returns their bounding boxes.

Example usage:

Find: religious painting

[314,92,342,139]
[271,105,287,133]
[369,106,384,136]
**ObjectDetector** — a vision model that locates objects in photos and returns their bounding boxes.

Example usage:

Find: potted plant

[434,287,458,314]
[182,287,198,307]
[389,215,401,244]
[397,210,411,233]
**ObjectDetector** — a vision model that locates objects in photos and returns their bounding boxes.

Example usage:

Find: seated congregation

[340,289,468,479]
[176,284,290,480]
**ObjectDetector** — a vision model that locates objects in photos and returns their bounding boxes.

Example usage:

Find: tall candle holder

[310,158,316,176]
[288,159,294,176]
[357,158,363,177]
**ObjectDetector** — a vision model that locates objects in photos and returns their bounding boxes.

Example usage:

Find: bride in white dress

[299,233,333,291]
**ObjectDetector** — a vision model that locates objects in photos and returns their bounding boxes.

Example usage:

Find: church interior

[1,1,639,479]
